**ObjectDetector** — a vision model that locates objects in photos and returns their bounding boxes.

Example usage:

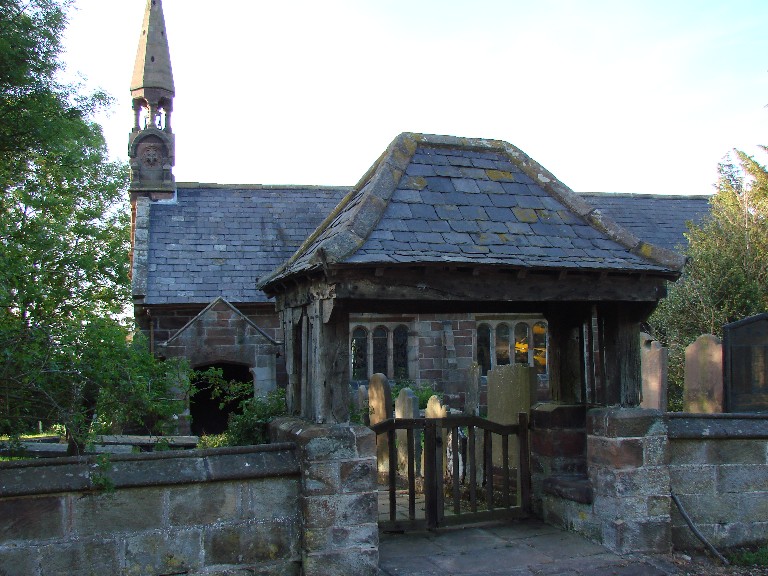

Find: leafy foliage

[0,0,188,453]
[648,148,768,409]
[193,372,287,447]
[391,380,442,410]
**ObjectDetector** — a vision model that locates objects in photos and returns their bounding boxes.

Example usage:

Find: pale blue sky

[62,0,767,194]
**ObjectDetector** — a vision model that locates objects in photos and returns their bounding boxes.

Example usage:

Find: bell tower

[129,0,175,199]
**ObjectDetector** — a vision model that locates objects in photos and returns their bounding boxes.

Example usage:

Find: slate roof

[259,133,686,290]
[578,193,711,253]
[145,184,348,304]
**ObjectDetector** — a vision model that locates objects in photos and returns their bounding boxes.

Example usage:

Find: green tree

[649,148,768,409]
[0,0,186,453]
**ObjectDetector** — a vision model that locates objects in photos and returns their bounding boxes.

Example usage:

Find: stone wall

[668,413,768,549]
[0,424,378,576]
[535,407,768,554]
[0,444,301,576]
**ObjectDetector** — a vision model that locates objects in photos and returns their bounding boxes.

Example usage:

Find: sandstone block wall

[667,414,768,549]
[0,445,301,576]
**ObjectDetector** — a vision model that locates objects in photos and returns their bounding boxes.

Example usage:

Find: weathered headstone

[640,332,668,411]
[425,395,448,476]
[356,385,370,426]
[684,334,724,413]
[395,388,421,475]
[465,363,481,416]
[369,373,393,472]
[487,364,536,467]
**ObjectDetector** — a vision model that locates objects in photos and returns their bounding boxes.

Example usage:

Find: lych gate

[258,132,684,529]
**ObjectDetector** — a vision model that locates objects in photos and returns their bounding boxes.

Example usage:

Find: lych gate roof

[145,184,348,304]
[259,133,686,289]
[579,193,711,253]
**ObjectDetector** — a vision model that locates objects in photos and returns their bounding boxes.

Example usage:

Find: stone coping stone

[542,474,594,504]
[0,443,298,497]
[667,413,768,439]
[531,403,587,429]
[587,407,665,438]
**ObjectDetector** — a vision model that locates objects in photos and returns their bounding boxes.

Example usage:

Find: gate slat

[518,412,531,513]
[502,432,510,508]
[484,428,493,510]
[468,424,477,513]
[451,425,460,514]
[407,427,416,519]
[388,427,397,521]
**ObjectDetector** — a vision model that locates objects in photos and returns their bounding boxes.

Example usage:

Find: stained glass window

[514,323,529,364]
[533,321,547,374]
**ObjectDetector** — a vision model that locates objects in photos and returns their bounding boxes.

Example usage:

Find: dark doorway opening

[190,363,251,436]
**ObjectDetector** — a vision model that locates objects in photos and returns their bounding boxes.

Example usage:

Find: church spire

[129,0,176,197]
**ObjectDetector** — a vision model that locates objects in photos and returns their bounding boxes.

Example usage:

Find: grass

[727,544,768,567]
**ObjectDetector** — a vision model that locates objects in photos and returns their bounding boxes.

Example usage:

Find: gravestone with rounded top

[369,373,392,472]
[684,334,723,413]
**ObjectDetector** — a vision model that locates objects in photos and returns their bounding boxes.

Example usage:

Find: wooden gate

[371,413,530,531]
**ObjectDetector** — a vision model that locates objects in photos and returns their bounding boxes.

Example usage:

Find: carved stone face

[142,144,161,168]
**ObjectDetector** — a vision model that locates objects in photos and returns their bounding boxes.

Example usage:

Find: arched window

[393,325,409,380]
[372,326,389,375]
[514,323,530,364]
[496,324,510,366]
[533,321,548,374]
[477,324,491,376]
[351,327,368,380]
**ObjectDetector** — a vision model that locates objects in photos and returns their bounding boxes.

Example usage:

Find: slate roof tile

[424,177,456,193]
[447,155,473,167]
[435,165,463,178]
[476,180,505,194]
[453,178,481,193]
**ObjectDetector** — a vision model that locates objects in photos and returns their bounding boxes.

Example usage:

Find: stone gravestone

[723,313,768,412]
[425,395,448,477]
[487,364,536,469]
[368,373,393,473]
[465,363,481,416]
[394,388,421,476]
[356,385,370,426]
[684,334,724,413]
[640,332,668,411]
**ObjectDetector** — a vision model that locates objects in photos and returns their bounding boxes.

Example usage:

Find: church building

[128,0,710,433]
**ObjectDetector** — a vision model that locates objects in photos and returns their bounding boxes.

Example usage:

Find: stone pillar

[684,334,723,413]
[640,332,668,411]
[270,418,379,576]
[587,408,671,554]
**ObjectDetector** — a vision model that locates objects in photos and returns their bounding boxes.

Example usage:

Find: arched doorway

[190,363,252,436]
